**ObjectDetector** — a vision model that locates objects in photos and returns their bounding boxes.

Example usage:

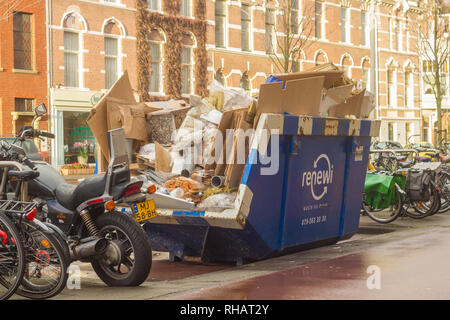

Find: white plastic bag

[198,192,237,209]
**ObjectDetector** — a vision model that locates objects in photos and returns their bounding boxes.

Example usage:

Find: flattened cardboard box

[273,70,343,89]
[87,71,136,162]
[253,76,325,128]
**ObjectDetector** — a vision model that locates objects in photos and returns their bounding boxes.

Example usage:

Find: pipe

[211,176,225,188]
[70,238,108,262]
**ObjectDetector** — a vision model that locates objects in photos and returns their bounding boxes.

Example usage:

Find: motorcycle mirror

[34,103,47,117]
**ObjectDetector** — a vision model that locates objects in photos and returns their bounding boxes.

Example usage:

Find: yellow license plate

[133,199,157,223]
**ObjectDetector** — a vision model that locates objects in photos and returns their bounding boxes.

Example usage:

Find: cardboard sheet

[87,71,136,162]
[328,89,366,118]
[319,84,354,115]
[210,107,249,174]
[155,142,173,173]
[253,76,324,127]
[273,70,343,89]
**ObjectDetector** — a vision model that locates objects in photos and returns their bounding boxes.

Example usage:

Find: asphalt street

[23,212,449,300]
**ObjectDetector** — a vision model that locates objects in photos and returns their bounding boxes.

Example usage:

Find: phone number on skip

[301,215,327,226]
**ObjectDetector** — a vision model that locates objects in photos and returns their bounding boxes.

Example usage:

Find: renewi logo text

[301,154,334,201]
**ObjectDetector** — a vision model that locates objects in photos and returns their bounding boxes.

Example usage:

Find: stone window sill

[12,69,38,74]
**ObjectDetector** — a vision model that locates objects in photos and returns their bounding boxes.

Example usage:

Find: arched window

[386,59,398,107]
[361,58,370,90]
[148,29,165,94]
[240,71,251,93]
[215,68,226,86]
[315,51,327,66]
[103,20,122,89]
[341,55,353,78]
[181,33,196,95]
[404,61,415,108]
[63,13,86,88]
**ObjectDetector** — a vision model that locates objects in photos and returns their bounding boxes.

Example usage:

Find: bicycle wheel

[438,173,450,213]
[14,220,69,300]
[0,214,25,300]
[362,190,403,224]
[405,184,440,219]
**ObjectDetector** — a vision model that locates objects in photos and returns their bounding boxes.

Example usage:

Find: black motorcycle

[4,104,152,287]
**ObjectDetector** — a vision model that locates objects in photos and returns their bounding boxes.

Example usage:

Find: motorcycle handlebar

[22,157,37,171]
[36,130,55,139]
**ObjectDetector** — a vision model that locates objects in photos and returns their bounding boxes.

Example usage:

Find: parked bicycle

[0,142,69,299]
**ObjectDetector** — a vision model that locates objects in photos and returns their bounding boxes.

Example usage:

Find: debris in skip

[87,64,374,211]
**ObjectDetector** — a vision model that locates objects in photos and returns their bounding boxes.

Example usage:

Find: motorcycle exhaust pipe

[70,238,108,262]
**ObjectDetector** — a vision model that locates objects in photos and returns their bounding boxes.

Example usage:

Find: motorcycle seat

[8,170,40,181]
[56,174,107,210]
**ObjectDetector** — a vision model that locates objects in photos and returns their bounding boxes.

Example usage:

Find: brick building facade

[137,0,443,146]
[0,0,48,138]
[47,0,136,165]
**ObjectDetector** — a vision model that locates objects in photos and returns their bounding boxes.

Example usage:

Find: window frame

[104,35,119,90]
[13,11,34,71]
[63,30,80,88]
[148,32,165,95]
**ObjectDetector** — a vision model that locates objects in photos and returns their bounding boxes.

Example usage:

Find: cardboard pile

[87,66,374,211]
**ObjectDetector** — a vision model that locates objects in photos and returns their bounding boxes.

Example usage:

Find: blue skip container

[144,113,381,264]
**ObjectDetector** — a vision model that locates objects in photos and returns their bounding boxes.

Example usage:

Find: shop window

[58,111,97,165]
[15,98,34,112]
[13,12,33,70]
[64,31,79,88]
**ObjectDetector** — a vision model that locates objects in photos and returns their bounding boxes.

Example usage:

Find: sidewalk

[48,212,450,300]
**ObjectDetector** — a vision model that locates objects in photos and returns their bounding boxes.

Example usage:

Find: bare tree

[417,0,450,145]
[264,0,315,73]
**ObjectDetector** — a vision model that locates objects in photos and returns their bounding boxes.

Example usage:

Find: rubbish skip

[143,114,381,264]
[88,66,381,264]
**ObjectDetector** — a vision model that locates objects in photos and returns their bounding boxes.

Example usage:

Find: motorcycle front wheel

[91,211,152,287]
